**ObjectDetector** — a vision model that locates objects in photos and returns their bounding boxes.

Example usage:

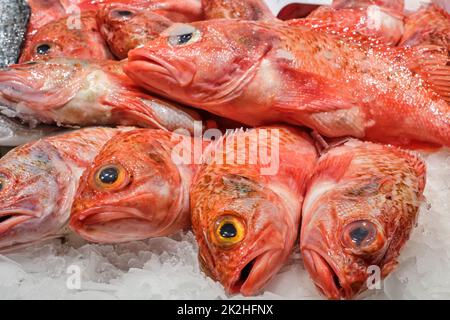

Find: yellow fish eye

[212,215,246,248]
[165,24,201,46]
[93,164,128,191]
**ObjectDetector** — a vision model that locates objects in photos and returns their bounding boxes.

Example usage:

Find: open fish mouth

[0,209,35,235]
[228,247,284,296]
[126,49,195,88]
[302,249,356,300]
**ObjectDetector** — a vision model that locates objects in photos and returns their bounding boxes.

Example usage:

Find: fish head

[70,129,189,243]
[0,142,72,251]
[0,59,89,111]
[301,143,426,299]
[20,11,112,62]
[192,172,294,296]
[97,2,173,60]
[125,20,276,106]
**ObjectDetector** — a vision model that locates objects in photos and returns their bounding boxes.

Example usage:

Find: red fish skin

[97,2,174,60]
[0,58,202,132]
[190,126,318,296]
[201,0,274,20]
[300,139,426,299]
[332,0,405,13]
[70,129,208,243]
[125,19,450,147]
[0,127,125,252]
[399,3,450,50]
[20,11,114,63]
[302,5,404,46]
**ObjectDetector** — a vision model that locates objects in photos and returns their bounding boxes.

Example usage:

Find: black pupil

[99,167,119,184]
[220,223,237,238]
[0,181,3,192]
[116,10,133,17]
[350,226,369,246]
[178,33,193,45]
[36,44,51,55]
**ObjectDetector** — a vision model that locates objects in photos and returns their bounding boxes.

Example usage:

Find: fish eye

[341,220,386,255]
[165,24,201,46]
[212,215,246,248]
[111,9,135,20]
[93,164,129,191]
[36,43,52,55]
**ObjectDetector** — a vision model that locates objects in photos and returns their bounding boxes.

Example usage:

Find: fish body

[332,0,404,13]
[300,139,426,299]
[70,128,207,243]
[0,58,201,132]
[201,0,274,20]
[0,115,63,147]
[0,0,30,68]
[0,127,124,252]
[303,5,404,46]
[190,126,317,295]
[20,10,113,62]
[125,19,450,147]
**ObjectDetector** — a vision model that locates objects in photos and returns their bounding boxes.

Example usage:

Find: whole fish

[201,0,274,20]
[20,10,114,63]
[0,114,63,147]
[0,58,202,132]
[0,127,125,252]
[190,126,317,296]
[0,0,30,68]
[399,4,450,50]
[70,128,206,243]
[125,19,450,147]
[300,139,426,299]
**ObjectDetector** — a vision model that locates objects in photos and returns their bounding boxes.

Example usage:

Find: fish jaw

[302,248,355,300]
[0,209,35,235]
[126,48,196,91]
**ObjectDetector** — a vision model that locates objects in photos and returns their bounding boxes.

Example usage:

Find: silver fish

[0,0,30,68]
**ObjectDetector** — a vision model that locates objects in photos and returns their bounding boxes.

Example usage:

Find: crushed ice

[1,149,449,300]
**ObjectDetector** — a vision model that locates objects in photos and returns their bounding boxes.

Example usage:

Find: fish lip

[74,206,147,225]
[0,209,36,235]
[302,247,354,300]
[127,49,194,87]
[228,245,284,296]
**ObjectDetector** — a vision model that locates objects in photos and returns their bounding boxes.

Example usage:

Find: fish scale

[0,0,30,68]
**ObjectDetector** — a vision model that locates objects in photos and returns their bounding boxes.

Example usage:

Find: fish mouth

[71,206,157,243]
[0,210,35,235]
[228,247,284,296]
[126,49,195,88]
[302,248,357,300]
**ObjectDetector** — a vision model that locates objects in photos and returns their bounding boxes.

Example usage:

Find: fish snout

[302,248,366,300]
[126,48,196,89]
[0,209,36,235]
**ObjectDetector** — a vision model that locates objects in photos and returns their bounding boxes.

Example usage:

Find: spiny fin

[401,45,450,103]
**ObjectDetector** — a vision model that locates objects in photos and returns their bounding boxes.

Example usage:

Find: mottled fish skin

[399,3,450,50]
[125,19,450,147]
[300,139,426,299]
[20,10,114,63]
[0,114,63,147]
[70,129,207,243]
[0,0,30,68]
[190,126,317,296]
[0,58,202,132]
[201,0,275,20]
[0,127,126,252]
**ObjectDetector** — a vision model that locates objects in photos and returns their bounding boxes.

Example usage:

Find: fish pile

[0,0,448,300]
